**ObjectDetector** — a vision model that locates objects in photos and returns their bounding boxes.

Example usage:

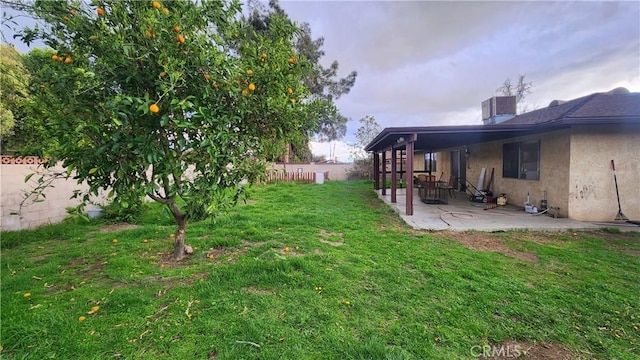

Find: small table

[419,181,449,204]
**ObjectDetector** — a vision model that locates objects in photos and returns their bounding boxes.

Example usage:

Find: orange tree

[13,0,314,260]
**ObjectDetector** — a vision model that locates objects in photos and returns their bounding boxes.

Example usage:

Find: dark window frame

[424,152,437,172]
[502,140,540,180]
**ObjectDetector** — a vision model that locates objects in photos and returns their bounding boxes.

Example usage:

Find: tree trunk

[169,203,187,261]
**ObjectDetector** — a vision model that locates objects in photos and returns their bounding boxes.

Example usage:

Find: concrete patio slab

[376,188,607,232]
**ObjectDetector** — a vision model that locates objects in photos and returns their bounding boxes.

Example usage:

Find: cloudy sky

[3,1,638,162]
[278,1,640,161]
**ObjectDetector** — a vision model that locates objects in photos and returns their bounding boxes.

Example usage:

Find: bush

[100,197,146,224]
[346,158,374,180]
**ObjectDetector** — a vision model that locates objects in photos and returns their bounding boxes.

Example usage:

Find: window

[502,140,540,180]
[424,153,437,172]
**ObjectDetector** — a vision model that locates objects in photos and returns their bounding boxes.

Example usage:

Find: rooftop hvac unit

[481,96,517,120]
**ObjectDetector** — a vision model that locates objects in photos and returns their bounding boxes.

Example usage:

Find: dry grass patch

[99,223,140,233]
[243,287,275,295]
[447,232,539,262]
[318,229,344,246]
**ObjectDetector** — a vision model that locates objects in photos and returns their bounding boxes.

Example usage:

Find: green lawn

[1,181,638,359]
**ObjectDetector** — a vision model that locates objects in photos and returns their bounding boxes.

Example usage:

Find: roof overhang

[364,124,542,152]
[364,118,639,153]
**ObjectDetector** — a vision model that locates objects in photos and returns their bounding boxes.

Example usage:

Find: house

[364,87,640,222]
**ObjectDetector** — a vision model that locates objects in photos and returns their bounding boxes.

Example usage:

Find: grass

[1,181,639,359]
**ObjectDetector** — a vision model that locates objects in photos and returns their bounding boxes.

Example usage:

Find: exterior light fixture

[397,137,405,144]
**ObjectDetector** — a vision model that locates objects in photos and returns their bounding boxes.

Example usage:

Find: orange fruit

[63,16,70,22]
[248,83,256,91]
[284,247,290,253]
[242,88,249,96]
[160,71,167,78]
[260,52,267,58]
[87,306,100,314]
[152,1,162,9]
[213,82,219,89]
[288,57,297,64]
[176,35,185,44]
[163,7,169,15]
[149,104,160,113]
[287,87,293,95]
[70,9,76,16]
[78,316,86,322]
[173,25,180,33]
[112,238,118,243]
[246,69,253,75]
[291,98,296,104]
[52,54,60,61]
[23,292,31,297]
[64,57,72,64]
[203,73,211,81]
[96,7,105,16]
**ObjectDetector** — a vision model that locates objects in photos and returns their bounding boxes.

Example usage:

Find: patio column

[406,134,416,215]
[391,149,397,203]
[373,152,380,190]
[381,150,386,195]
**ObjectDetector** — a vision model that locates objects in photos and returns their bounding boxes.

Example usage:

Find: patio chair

[440,175,457,198]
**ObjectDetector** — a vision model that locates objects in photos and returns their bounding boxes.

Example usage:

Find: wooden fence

[264,171,329,183]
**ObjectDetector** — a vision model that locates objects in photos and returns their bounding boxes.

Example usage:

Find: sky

[277,0,640,162]
[2,1,639,162]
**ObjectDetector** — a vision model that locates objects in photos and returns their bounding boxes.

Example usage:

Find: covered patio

[364,124,543,216]
[376,187,601,231]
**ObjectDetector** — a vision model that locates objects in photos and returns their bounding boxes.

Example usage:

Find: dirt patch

[31,254,51,262]
[100,223,140,233]
[243,286,275,295]
[449,232,539,262]
[479,340,575,359]
[242,240,266,248]
[318,229,345,246]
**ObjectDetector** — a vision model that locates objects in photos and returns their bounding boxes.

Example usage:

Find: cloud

[281,0,640,136]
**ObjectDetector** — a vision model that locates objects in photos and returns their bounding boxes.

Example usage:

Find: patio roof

[363,123,541,152]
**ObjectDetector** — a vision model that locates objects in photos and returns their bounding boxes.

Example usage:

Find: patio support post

[381,151,387,195]
[406,134,416,215]
[373,152,380,190]
[391,148,397,203]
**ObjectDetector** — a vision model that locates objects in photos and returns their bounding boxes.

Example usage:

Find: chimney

[482,96,516,125]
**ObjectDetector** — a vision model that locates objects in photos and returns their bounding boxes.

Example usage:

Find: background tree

[497,74,533,113]
[2,48,61,155]
[245,0,357,158]
[10,0,315,260]
[347,115,380,180]
[0,44,29,146]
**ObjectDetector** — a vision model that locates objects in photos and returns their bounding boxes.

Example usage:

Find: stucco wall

[1,159,107,231]
[433,125,640,221]
[269,162,354,181]
[437,129,572,217]
[568,124,640,221]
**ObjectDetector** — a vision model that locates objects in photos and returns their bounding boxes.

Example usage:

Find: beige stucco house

[365,88,639,222]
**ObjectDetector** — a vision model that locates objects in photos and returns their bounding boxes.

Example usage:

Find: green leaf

[88,167,98,174]
[24,173,34,183]
[112,118,122,126]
